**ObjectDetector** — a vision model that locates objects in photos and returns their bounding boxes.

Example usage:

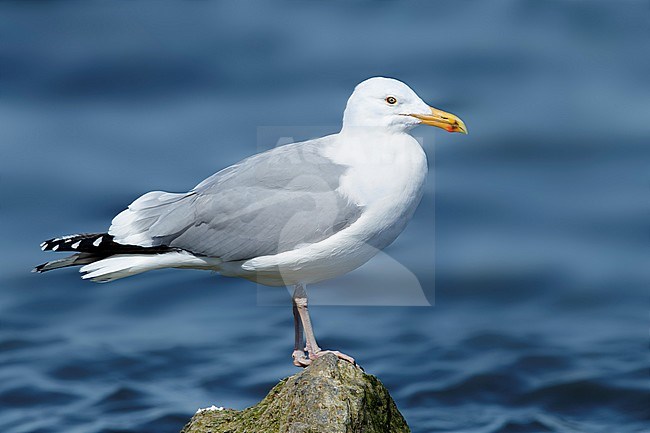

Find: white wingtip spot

[52,245,59,251]
[40,243,48,251]
[71,241,81,249]
[92,236,103,247]
[53,234,78,242]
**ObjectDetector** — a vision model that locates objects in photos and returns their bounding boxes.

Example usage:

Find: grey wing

[108,140,362,261]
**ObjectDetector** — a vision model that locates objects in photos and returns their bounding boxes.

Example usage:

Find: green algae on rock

[181,353,410,433]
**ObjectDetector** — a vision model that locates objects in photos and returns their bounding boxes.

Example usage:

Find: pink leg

[292,283,357,367]
[292,301,310,367]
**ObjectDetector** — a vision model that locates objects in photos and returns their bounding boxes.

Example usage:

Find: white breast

[328,131,428,249]
[327,131,427,206]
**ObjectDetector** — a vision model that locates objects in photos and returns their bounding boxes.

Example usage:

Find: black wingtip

[40,232,173,255]
[40,233,103,253]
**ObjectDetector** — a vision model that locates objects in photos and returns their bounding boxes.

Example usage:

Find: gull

[35,77,467,367]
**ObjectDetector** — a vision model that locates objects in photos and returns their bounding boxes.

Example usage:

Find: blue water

[1,2,648,432]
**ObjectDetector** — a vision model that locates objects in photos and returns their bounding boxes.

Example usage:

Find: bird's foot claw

[292,350,311,367]
[310,350,361,369]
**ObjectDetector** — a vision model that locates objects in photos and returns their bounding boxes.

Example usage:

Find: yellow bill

[409,106,468,134]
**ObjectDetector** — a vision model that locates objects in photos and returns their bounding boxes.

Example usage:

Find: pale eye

[385,96,397,105]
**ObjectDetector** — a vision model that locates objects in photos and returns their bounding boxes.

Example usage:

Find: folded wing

[108,139,362,261]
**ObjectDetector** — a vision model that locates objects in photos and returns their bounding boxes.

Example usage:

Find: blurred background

[1,1,648,432]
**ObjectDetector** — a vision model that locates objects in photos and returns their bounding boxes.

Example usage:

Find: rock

[181,353,410,433]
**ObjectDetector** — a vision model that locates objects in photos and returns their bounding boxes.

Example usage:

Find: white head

[341,77,467,135]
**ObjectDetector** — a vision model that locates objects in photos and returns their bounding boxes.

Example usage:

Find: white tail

[80,251,222,282]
